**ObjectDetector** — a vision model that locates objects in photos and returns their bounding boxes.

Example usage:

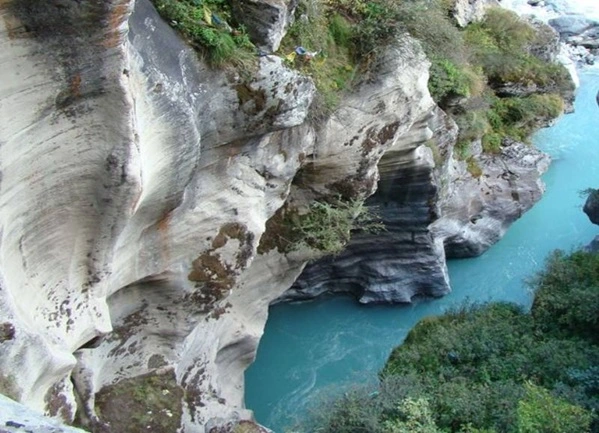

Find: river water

[246,67,599,433]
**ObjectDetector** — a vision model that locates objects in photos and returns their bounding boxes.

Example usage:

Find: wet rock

[583,189,599,225]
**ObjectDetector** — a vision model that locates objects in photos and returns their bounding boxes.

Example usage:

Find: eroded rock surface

[232,0,297,52]
[452,0,499,27]
[0,394,86,433]
[435,139,550,258]
[583,189,599,225]
[0,0,558,431]
[1,0,313,430]
[284,108,456,303]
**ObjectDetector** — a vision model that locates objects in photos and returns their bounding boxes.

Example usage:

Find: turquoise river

[245,67,599,432]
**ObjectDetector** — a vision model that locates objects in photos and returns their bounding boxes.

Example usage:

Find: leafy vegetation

[258,197,384,255]
[151,0,571,173]
[150,0,256,67]
[302,250,599,433]
[279,0,570,158]
[292,198,384,254]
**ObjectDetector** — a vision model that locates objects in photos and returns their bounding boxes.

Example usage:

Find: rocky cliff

[0,0,562,431]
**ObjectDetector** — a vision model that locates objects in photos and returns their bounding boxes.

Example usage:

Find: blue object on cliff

[295,46,307,55]
[211,13,224,25]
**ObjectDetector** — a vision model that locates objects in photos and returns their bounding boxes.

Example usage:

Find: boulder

[549,15,599,37]
[231,0,297,52]
[583,190,599,225]
[452,0,500,27]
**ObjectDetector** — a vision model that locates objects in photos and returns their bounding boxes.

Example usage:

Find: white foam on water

[501,0,599,22]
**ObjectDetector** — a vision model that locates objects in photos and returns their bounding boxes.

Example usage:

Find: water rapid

[246,68,599,433]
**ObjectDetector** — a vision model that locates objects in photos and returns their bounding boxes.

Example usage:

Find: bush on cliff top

[150,0,256,67]
[301,250,599,433]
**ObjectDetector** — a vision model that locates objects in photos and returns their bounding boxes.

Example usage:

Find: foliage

[304,251,599,433]
[94,372,184,433]
[464,8,572,92]
[482,133,502,154]
[531,250,599,342]
[150,0,256,67]
[466,156,482,178]
[292,198,384,254]
[425,139,443,167]
[428,58,473,103]
[383,398,443,433]
[488,94,564,141]
[279,0,356,115]
[517,382,592,433]
[455,109,492,145]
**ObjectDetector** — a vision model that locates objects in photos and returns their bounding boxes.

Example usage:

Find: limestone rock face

[288,120,550,303]
[231,0,297,52]
[284,108,456,303]
[1,0,314,430]
[435,139,550,258]
[452,0,499,27]
[0,394,87,433]
[0,0,555,431]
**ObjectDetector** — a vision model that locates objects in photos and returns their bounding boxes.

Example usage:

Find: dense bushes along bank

[303,250,599,433]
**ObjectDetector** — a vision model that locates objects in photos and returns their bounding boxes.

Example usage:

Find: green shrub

[304,250,599,433]
[476,8,535,52]
[482,133,502,153]
[517,382,593,433]
[464,8,572,92]
[531,250,599,342]
[487,94,564,141]
[292,198,384,254]
[455,110,491,143]
[466,156,483,178]
[453,140,472,161]
[151,0,256,67]
[279,0,356,115]
[383,398,443,433]
[429,58,472,103]
[329,14,353,47]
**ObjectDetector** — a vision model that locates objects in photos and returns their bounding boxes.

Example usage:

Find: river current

[246,66,599,433]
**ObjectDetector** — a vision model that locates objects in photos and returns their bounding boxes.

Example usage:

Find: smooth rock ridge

[0,394,86,433]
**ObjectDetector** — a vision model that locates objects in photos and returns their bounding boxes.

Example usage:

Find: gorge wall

[0,0,566,431]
